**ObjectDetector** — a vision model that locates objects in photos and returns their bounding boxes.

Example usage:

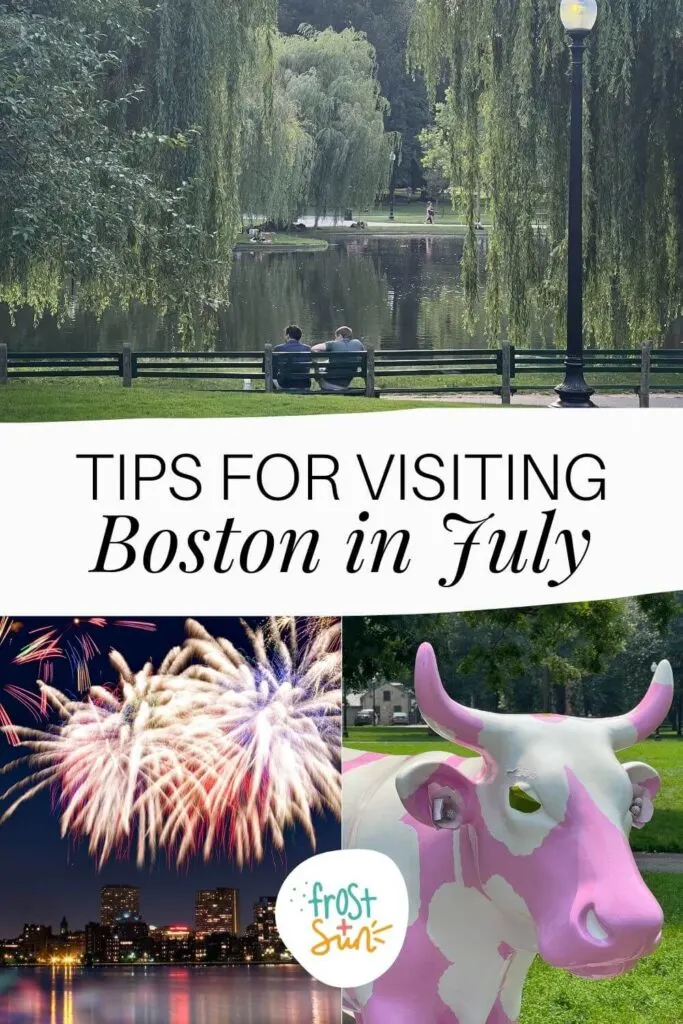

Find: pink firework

[0,619,341,868]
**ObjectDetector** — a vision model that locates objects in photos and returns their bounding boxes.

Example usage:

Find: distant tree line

[343,594,683,729]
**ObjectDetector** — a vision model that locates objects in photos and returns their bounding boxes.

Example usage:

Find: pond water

[0,965,338,1024]
[0,235,553,353]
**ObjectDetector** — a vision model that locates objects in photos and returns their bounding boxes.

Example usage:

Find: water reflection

[1,236,552,353]
[0,966,339,1024]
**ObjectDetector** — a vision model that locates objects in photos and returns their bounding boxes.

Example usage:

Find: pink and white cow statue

[342,645,674,1024]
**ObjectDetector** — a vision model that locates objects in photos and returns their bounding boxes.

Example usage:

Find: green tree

[0,0,276,328]
[278,0,430,191]
[276,27,392,222]
[410,0,683,347]
[240,50,314,228]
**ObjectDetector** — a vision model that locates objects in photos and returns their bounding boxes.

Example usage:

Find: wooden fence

[1,341,681,406]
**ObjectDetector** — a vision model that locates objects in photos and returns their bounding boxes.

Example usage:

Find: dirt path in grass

[635,853,683,872]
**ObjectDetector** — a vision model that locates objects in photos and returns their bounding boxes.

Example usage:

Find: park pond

[0,964,338,1023]
[0,235,554,354]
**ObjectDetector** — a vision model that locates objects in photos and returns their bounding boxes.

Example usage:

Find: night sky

[0,617,340,939]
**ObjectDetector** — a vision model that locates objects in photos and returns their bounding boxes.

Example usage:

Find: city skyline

[1,879,277,942]
[0,618,340,938]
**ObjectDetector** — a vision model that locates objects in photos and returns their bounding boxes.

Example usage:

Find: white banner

[0,408,680,614]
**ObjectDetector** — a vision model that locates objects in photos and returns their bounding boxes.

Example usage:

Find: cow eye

[508,785,542,813]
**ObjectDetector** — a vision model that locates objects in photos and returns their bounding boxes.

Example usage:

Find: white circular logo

[275,849,409,988]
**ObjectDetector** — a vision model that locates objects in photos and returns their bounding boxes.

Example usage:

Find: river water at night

[0,965,339,1024]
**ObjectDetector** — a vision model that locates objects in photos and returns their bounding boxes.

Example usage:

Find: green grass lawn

[344,728,683,853]
[521,873,683,1023]
[0,377,497,421]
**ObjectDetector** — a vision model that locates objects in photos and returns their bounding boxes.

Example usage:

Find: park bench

[265,346,372,396]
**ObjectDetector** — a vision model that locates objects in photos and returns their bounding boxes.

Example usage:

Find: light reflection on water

[0,965,339,1024]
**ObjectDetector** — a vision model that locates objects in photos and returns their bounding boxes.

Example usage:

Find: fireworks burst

[15,618,156,691]
[0,618,341,868]
[0,618,44,745]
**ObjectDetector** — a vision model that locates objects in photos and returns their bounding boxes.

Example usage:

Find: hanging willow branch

[410,0,683,347]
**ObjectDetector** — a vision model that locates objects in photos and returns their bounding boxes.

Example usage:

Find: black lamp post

[551,0,598,408]
[389,152,396,221]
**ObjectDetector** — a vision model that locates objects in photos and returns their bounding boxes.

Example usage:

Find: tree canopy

[0,0,277,326]
[344,594,683,724]
[410,0,683,347]
[279,0,430,190]
[276,27,392,222]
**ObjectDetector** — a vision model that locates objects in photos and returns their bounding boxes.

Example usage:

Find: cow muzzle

[542,891,663,979]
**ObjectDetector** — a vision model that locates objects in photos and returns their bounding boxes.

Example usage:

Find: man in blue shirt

[273,325,312,391]
[311,326,366,390]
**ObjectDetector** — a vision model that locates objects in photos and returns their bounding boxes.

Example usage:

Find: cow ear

[623,761,661,830]
[623,761,661,799]
[396,759,475,830]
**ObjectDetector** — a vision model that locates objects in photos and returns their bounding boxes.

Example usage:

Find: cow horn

[605,661,674,751]
[414,642,499,753]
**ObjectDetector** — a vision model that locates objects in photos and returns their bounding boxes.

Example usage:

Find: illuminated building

[151,924,194,962]
[85,922,110,963]
[252,897,278,946]
[194,888,240,936]
[108,912,149,962]
[100,885,140,927]
[21,924,52,956]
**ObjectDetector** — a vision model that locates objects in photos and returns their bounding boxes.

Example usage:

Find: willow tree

[148,1,277,290]
[277,27,393,221]
[0,0,276,328]
[240,50,314,228]
[410,0,683,347]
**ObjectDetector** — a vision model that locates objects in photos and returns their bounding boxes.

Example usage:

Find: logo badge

[275,849,409,988]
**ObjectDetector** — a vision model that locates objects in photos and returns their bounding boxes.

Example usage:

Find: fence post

[0,343,7,385]
[639,340,652,408]
[365,348,376,397]
[121,343,133,388]
[264,344,274,393]
[500,340,512,406]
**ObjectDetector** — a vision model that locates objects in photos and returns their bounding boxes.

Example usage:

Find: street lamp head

[560,0,597,33]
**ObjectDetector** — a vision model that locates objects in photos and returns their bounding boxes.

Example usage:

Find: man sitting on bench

[273,325,312,392]
[311,326,365,391]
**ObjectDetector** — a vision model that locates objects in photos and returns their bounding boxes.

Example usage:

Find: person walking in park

[425,201,436,224]
[311,326,366,391]
[272,325,311,391]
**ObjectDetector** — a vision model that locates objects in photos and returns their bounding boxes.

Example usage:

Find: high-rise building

[252,897,278,946]
[100,885,140,927]
[85,922,110,963]
[194,888,240,936]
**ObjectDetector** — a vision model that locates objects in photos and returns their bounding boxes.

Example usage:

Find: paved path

[383,392,683,408]
[635,852,683,873]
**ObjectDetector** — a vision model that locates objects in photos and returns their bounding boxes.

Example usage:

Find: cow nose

[581,906,609,943]
[579,900,663,952]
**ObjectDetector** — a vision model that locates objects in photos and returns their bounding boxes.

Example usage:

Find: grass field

[0,378,476,422]
[521,873,683,1023]
[344,727,683,853]
[0,371,658,421]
